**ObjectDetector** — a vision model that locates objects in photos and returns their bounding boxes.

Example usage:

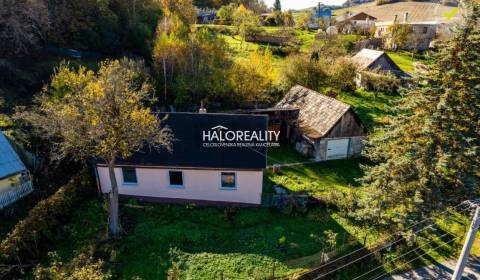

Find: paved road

[383,257,480,280]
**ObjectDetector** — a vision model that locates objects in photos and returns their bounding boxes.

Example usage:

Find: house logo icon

[210,125,228,130]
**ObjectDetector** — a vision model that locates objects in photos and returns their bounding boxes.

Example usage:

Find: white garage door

[326,139,350,160]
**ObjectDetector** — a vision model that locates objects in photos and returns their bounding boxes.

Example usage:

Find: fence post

[272,262,276,279]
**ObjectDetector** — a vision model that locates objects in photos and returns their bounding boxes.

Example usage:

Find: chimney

[199,100,207,114]
[393,14,398,23]
[403,12,409,23]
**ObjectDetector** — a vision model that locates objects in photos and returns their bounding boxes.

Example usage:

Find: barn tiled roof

[275,85,351,139]
[0,132,26,180]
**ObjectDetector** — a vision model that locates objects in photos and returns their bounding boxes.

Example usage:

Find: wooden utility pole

[451,206,480,280]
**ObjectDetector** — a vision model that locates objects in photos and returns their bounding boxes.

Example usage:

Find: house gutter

[91,162,102,197]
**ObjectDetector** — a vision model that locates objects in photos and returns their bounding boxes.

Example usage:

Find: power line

[311,201,469,280]
[352,225,468,280]
[369,233,467,280]
[248,146,477,280]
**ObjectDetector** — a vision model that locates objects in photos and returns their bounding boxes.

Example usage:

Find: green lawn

[35,195,477,280]
[43,199,365,279]
[338,89,397,130]
[267,146,309,166]
[387,51,418,74]
[266,158,365,197]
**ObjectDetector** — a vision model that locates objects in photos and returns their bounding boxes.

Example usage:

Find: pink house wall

[96,166,264,205]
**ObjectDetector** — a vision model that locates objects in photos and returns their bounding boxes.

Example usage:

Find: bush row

[0,169,94,263]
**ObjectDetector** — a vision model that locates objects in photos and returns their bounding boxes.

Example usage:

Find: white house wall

[96,167,263,205]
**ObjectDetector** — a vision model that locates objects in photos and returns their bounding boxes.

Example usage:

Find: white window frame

[168,170,185,189]
[220,172,237,190]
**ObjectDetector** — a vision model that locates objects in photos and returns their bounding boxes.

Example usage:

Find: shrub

[359,70,401,94]
[281,54,329,91]
[200,25,235,36]
[33,252,111,280]
[328,57,357,92]
[217,3,236,23]
[0,170,93,263]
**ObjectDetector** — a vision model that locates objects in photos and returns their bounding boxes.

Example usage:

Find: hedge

[0,169,93,263]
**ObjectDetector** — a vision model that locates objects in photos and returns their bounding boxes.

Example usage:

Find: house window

[423,26,428,34]
[221,172,236,189]
[169,171,184,187]
[122,167,137,184]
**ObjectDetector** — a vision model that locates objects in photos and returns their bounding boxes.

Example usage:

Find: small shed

[0,132,33,209]
[352,48,409,86]
[276,86,367,161]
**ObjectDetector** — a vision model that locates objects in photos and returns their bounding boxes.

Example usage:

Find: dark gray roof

[0,131,26,180]
[111,113,268,170]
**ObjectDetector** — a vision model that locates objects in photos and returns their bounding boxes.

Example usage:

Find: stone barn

[276,85,367,161]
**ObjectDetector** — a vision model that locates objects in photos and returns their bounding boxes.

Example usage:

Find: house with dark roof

[276,86,367,161]
[0,132,33,209]
[95,112,269,206]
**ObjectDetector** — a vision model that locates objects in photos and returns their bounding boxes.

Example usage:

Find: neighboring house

[276,85,367,161]
[336,12,377,33]
[336,1,461,47]
[352,48,409,86]
[338,2,460,23]
[375,13,445,50]
[197,9,216,24]
[95,112,268,206]
[0,132,33,209]
[313,5,332,20]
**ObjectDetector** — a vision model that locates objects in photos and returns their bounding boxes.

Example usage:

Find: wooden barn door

[326,138,350,160]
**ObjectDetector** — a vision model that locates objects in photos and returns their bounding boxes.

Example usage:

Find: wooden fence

[0,180,34,209]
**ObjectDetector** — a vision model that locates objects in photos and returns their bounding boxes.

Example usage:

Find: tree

[273,0,281,11]
[281,54,328,91]
[230,48,276,106]
[217,3,237,23]
[0,0,49,56]
[153,31,185,103]
[152,26,232,105]
[328,57,357,92]
[387,23,413,50]
[296,12,312,30]
[16,59,173,236]
[233,4,262,47]
[159,0,197,27]
[354,2,480,232]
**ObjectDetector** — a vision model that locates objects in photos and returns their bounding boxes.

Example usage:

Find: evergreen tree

[354,1,480,232]
[273,0,281,11]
